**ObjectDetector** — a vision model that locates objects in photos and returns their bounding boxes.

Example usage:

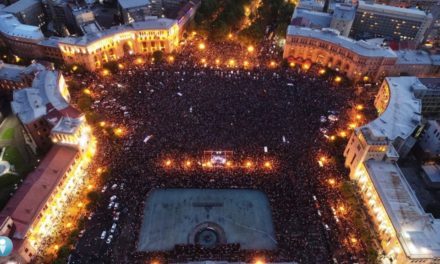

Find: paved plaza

[138,189,277,252]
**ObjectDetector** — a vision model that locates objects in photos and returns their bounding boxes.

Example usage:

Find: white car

[113,212,120,221]
[87,212,94,220]
[111,184,118,190]
[100,231,107,239]
[101,185,108,193]
[110,195,117,201]
[108,201,114,209]
[110,223,117,233]
[106,234,113,244]
[114,203,119,210]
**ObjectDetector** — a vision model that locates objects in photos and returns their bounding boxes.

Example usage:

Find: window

[350,154,357,165]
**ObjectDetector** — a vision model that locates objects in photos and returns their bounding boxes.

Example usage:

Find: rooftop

[421,164,440,183]
[357,1,430,19]
[118,0,151,10]
[287,26,397,58]
[332,3,355,21]
[365,160,440,259]
[52,116,83,135]
[2,0,40,14]
[396,50,436,65]
[0,13,44,41]
[360,77,422,141]
[59,18,176,46]
[292,8,332,28]
[0,145,78,239]
[11,70,70,124]
[0,61,26,82]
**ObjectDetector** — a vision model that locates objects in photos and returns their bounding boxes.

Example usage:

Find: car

[110,223,117,233]
[87,212,94,220]
[100,231,107,239]
[113,212,120,221]
[114,203,119,210]
[111,184,118,190]
[108,201,114,209]
[110,195,117,201]
[106,234,113,244]
[101,185,108,193]
[78,229,85,238]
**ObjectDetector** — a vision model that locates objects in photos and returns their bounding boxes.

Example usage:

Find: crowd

[67,40,371,264]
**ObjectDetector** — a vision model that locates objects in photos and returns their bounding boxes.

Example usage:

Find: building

[291,8,332,29]
[0,13,45,58]
[350,1,433,44]
[421,164,440,188]
[46,0,78,36]
[118,0,163,24]
[1,0,45,27]
[58,18,179,70]
[72,8,102,35]
[393,50,440,77]
[10,65,77,153]
[283,26,397,81]
[0,63,94,263]
[330,3,355,36]
[0,145,80,263]
[344,76,440,263]
[0,61,33,91]
[419,120,440,158]
[412,78,440,118]
[175,0,201,31]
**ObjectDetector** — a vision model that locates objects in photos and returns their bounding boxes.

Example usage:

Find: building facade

[283,26,397,81]
[1,0,46,28]
[330,3,356,37]
[350,1,433,44]
[58,18,179,71]
[343,76,440,264]
[0,64,95,264]
[419,120,440,158]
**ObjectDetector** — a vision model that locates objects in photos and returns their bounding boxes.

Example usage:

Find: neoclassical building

[283,26,398,81]
[343,77,440,263]
[58,18,180,71]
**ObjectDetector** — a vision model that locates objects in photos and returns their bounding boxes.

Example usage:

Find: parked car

[110,223,117,233]
[100,231,107,239]
[106,234,113,244]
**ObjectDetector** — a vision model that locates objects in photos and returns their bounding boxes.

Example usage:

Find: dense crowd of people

[66,40,371,264]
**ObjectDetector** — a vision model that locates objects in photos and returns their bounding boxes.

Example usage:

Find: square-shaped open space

[137,188,277,252]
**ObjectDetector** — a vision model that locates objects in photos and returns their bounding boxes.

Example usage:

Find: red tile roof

[0,145,79,239]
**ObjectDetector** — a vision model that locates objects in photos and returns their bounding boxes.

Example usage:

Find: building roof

[292,8,332,28]
[2,0,40,14]
[298,0,324,11]
[52,116,83,135]
[0,61,26,82]
[361,77,422,140]
[332,3,355,21]
[0,13,44,41]
[59,18,176,46]
[421,164,440,183]
[287,26,397,58]
[118,0,150,10]
[396,50,435,65]
[0,145,78,239]
[11,70,69,124]
[365,160,440,259]
[357,1,430,20]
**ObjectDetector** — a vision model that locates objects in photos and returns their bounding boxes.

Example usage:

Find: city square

[0,0,439,263]
[64,40,367,263]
